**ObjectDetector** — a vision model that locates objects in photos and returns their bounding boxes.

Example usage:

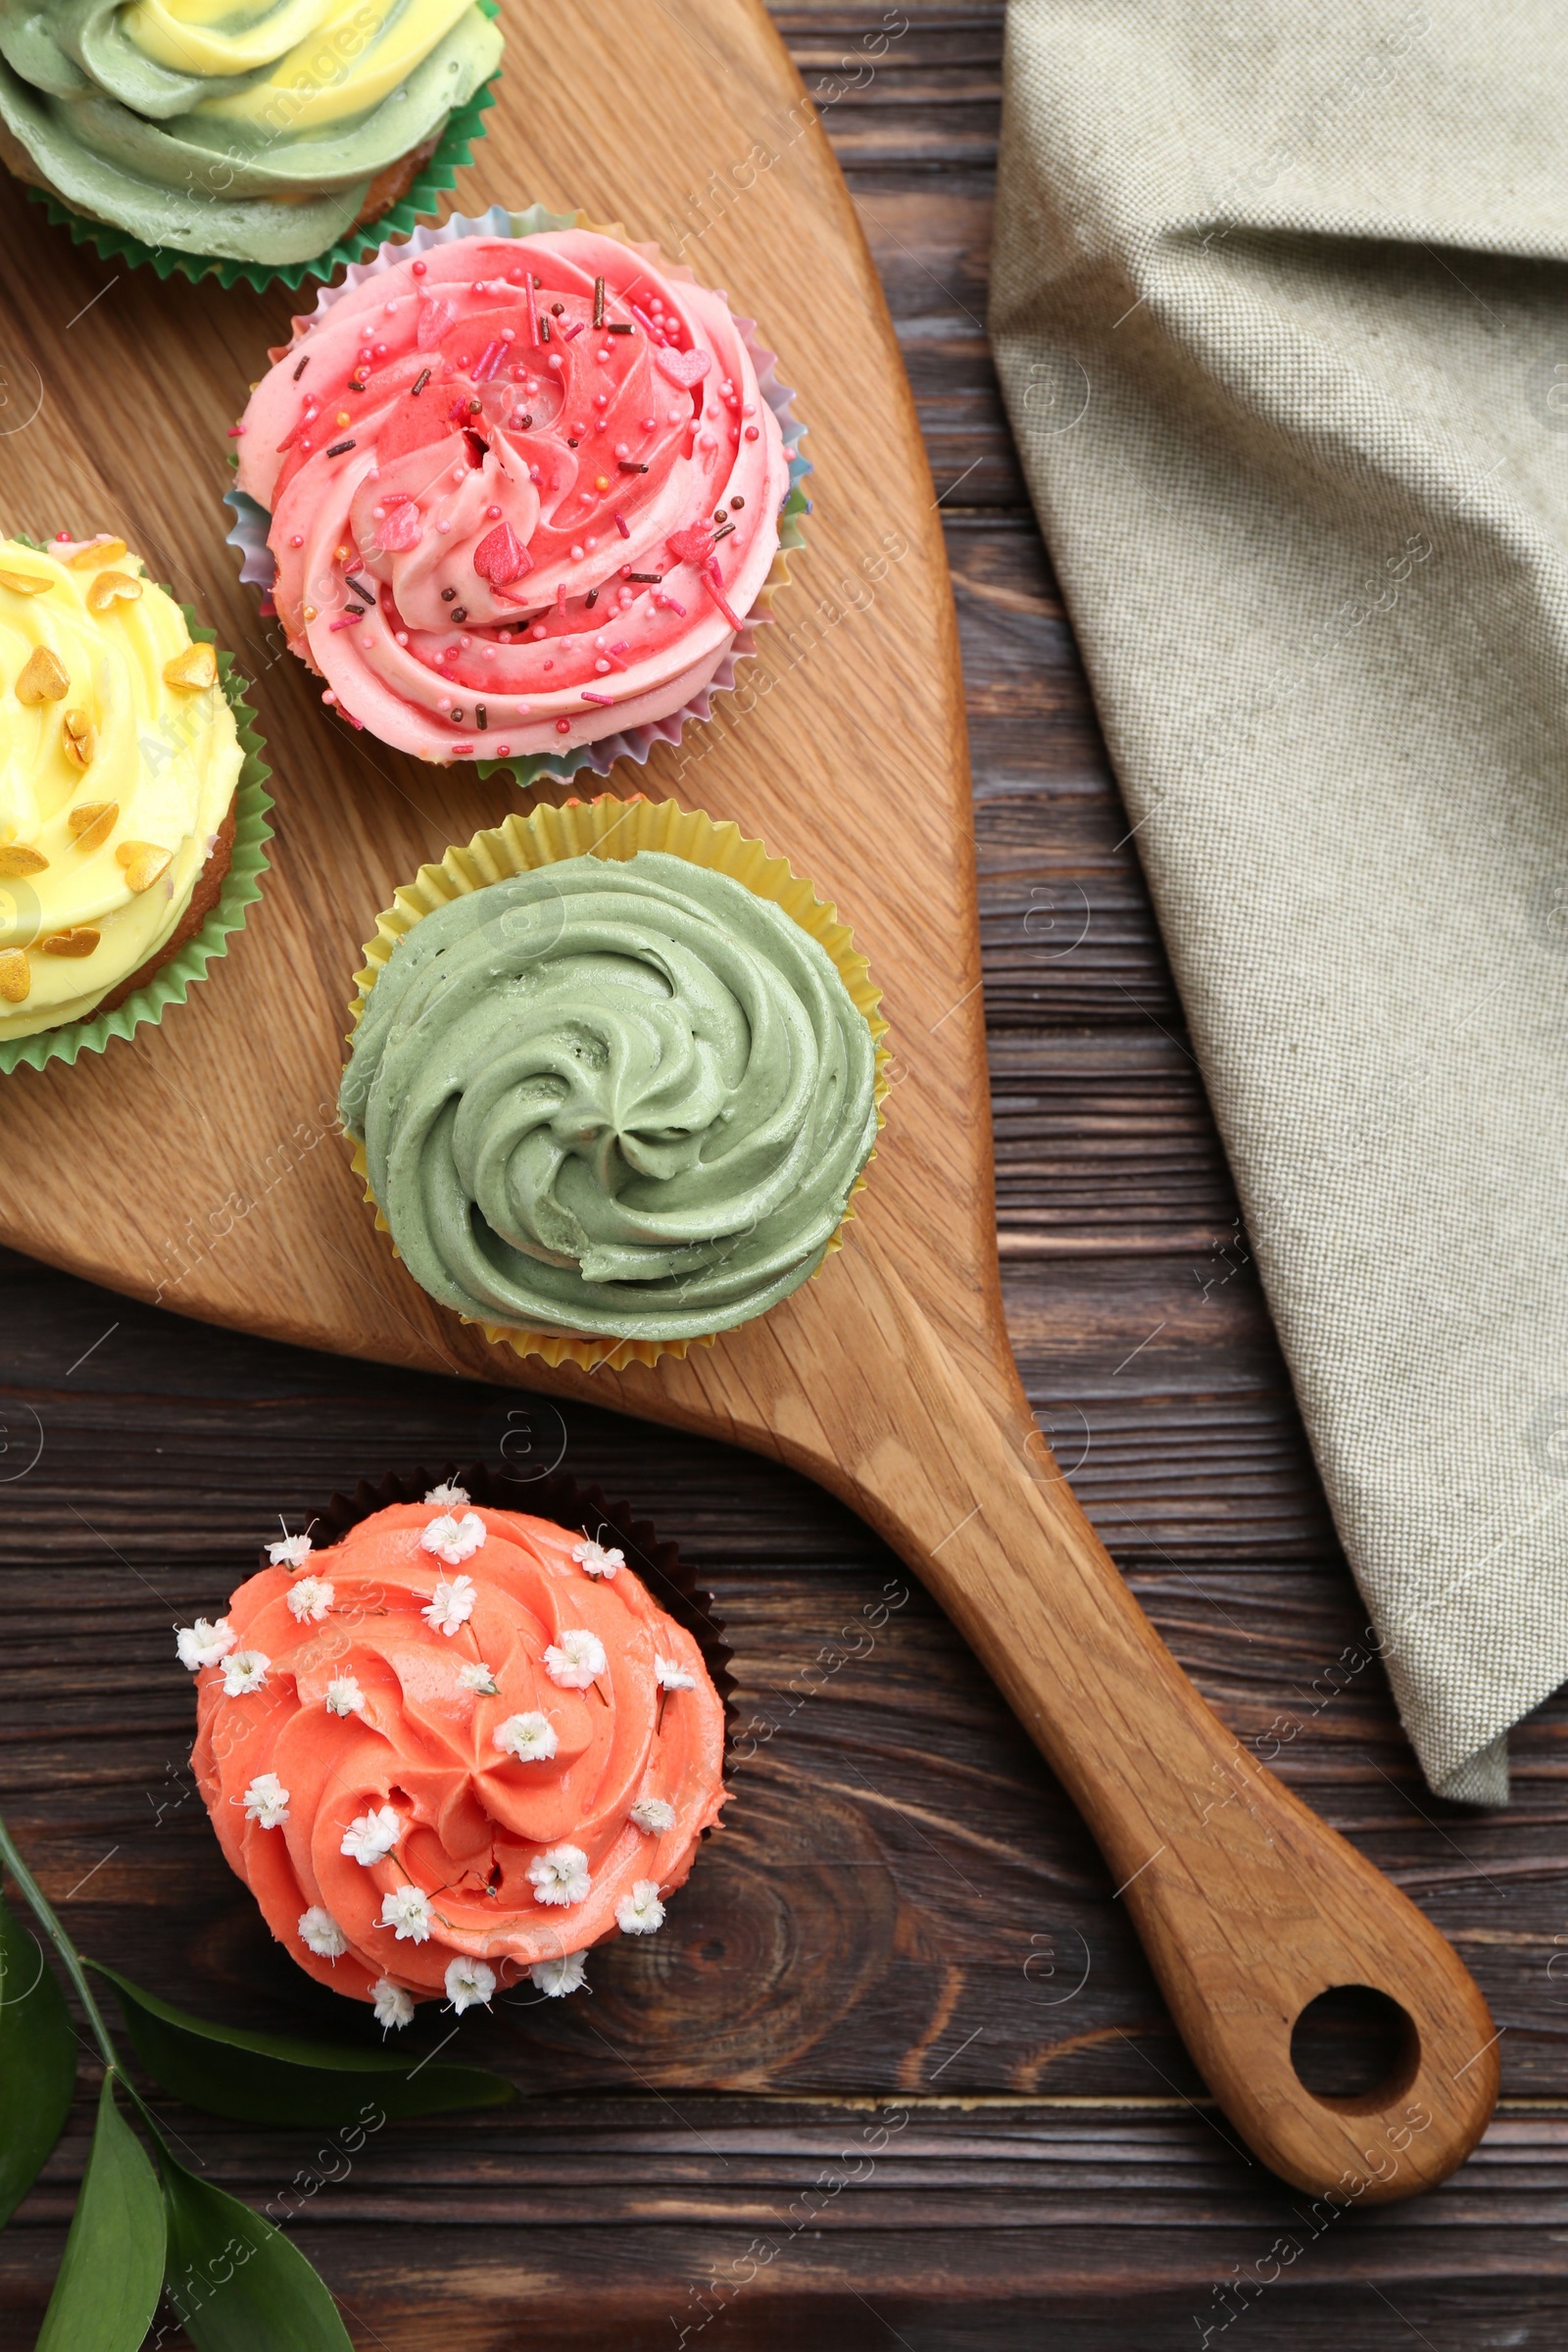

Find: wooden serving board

[0,0,1498,2199]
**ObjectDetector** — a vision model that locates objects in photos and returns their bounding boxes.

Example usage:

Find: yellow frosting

[136,0,485,133]
[0,538,242,1040]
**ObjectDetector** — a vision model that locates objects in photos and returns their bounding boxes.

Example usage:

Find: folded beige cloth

[991,1,1568,1802]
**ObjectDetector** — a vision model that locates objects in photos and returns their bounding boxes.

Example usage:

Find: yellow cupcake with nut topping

[0,533,245,1041]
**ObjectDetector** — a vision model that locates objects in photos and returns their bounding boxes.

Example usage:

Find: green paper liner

[24,37,498,294]
[0,601,272,1075]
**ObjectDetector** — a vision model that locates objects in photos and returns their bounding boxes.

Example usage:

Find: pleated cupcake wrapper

[224,202,810,784]
[305,1461,735,1736]
[0,592,272,1076]
[27,38,499,293]
[343,792,890,1374]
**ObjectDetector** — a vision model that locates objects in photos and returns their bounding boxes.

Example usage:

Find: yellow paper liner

[343,794,889,1374]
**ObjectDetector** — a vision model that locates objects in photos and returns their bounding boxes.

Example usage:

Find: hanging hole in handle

[1290,1984,1421,2113]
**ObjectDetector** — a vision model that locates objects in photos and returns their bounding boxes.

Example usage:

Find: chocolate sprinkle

[593,275,606,328]
[412,369,431,397]
[292,355,309,380]
[441,587,457,602]
[607,322,633,335]
[627,570,662,583]
[451,608,467,623]
[326,438,355,457]
[584,588,599,608]
[618,461,649,473]
[476,705,488,730]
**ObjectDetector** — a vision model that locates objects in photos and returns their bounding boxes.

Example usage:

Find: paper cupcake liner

[343,792,890,1374]
[0,602,273,1076]
[26,42,499,294]
[307,1460,734,1734]
[224,202,810,785]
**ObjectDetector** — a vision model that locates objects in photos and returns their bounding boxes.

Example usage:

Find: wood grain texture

[0,0,1501,2204]
[3,1,1563,2339]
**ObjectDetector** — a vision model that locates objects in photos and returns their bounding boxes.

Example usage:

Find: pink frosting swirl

[190,1501,726,2008]
[235,228,792,763]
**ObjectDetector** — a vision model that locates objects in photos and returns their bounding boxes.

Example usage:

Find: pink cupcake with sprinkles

[227,203,808,785]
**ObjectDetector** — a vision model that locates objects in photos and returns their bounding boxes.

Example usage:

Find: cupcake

[228,207,808,780]
[339,798,885,1366]
[182,1480,727,2016]
[0,533,260,1054]
[0,0,502,283]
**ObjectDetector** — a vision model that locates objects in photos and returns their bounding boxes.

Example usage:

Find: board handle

[833,1266,1499,2200]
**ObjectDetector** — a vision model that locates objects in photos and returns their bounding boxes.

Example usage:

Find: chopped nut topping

[163,641,219,692]
[116,841,172,894]
[67,537,127,568]
[0,844,47,877]
[0,569,51,596]
[15,646,69,704]
[85,571,142,614]
[0,949,30,1003]
[41,927,100,957]
[62,709,95,767]
[69,801,118,852]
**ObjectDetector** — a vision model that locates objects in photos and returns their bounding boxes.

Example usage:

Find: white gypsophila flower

[423,1482,470,1508]
[422,1573,477,1637]
[341,1804,401,1865]
[529,1950,588,1998]
[221,1648,270,1697]
[629,1796,676,1836]
[380,1886,433,1942]
[458,1660,499,1696]
[286,1575,334,1623]
[268,1533,313,1569]
[175,1617,234,1672]
[527,1845,591,1906]
[420,1510,486,1567]
[572,1538,624,1580]
[654,1654,696,1691]
[544,1628,607,1689]
[616,1880,666,1936]
[298,1906,347,1959]
[324,1676,365,1718]
[495,1711,558,1762]
[242,1772,289,1828]
[444,1955,497,2014]
[372,1978,415,2031]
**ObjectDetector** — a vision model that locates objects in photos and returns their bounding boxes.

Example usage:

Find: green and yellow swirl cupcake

[0,533,263,1055]
[340,798,887,1372]
[0,0,503,285]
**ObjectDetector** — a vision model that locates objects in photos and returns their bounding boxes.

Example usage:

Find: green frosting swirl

[0,0,501,263]
[340,853,881,1343]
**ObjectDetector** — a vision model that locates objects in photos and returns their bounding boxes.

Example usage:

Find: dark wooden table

[3,6,1565,2344]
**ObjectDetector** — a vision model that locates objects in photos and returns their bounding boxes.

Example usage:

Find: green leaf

[88,1961,514,2126]
[158,2144,354,2352]
[35,2075,164,2351]
[0,1886,76,2228]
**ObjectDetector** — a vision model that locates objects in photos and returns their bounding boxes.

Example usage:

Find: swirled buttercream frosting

[188,1499,726,2007]
[0,0,501,265]
[340,853,879,1343]
[235,224,791,761]
[0,534,242,1040]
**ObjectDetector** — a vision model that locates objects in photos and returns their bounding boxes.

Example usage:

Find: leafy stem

[0,1809,119,2073]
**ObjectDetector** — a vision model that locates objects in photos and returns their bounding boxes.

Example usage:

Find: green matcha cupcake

[0,0,502,288]
[339,796,887,1373]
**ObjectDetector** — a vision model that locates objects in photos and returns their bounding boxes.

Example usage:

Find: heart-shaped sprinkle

[655,346,711,389]
[473,522,533,587]
[85,571,142,614]
[42,926,100,957]
[378,504,423,554]
[665,522,716,567]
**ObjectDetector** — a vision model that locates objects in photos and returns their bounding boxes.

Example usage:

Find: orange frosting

[192,1500,725,2004]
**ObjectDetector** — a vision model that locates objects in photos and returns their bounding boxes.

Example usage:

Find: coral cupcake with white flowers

[227,206,808,783]
[180,1486,726,2019]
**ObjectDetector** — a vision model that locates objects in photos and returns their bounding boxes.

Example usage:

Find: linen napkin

[990,0,1568,1802]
